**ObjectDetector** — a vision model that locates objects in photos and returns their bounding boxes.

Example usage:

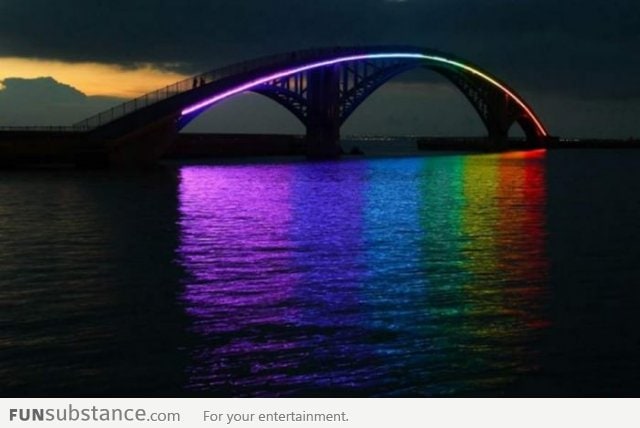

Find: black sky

[1,0,639,136]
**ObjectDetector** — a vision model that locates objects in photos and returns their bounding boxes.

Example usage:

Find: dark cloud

[0,0,639,97]
[0,77,121,126]
[1,1,639,136]
[1,77,85,102]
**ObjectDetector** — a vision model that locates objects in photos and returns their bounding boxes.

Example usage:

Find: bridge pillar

[104,116,179,168]
[305,66,342,158]
[485,91,513,150]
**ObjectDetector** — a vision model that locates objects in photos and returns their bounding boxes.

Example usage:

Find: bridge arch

[180,92,307,135]
[337,68,486,137]
[76,46,549,160]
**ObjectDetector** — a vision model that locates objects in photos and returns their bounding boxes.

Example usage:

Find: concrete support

[484,90,512,149]
[104,116,179,168]
[305,66,342,158]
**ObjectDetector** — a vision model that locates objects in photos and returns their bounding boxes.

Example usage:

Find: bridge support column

[485,91,513,150]
[486,129,509,151]
[104,116,179,168]
[305,66,342,158]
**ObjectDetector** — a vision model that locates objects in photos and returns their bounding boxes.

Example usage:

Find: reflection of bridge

[2,46,552,166]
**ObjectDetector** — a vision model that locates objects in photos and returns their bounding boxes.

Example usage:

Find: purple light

[180,52,548,137]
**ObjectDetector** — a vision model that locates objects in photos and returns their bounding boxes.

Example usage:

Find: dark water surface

[1,149,640,397]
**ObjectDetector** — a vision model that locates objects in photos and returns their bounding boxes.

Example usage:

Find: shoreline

[1,132,640,169]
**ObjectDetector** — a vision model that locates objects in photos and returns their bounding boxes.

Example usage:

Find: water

[1,148,640,397]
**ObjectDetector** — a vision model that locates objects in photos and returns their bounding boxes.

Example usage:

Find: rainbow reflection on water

[177,153,549,396]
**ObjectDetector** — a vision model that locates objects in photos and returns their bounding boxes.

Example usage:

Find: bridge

[0,46,551,167]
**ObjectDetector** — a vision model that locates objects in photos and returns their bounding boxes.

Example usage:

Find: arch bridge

[73,46,550,164]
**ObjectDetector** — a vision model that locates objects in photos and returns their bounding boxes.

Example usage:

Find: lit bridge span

[2,46,552,166]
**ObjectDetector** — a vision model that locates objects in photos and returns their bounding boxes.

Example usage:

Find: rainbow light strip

[181,53,548,137]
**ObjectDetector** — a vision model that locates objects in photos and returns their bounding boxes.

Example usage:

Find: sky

[1,0,639,138]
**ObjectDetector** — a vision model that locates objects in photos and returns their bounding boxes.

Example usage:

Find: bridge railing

[70,52,309,131]
[71,47,364,132]
[3,47,427,133]
[72,79,197,131]
[0,125,82,132]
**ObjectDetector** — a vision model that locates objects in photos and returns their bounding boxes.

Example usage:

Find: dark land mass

[1,131,640,168]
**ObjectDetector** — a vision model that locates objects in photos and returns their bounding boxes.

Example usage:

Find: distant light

[181,53,548,137]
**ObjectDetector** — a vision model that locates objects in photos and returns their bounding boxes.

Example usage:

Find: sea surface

[1,146,640,397]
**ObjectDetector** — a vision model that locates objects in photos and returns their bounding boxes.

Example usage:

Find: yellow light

[0,57,188,98]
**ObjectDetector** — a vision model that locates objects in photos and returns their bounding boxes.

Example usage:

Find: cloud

[0,0,638,97]
[0,57,188,98]
[0,77,122,126]
[0,1,638,136]
[0,77,85,102]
